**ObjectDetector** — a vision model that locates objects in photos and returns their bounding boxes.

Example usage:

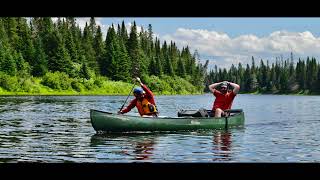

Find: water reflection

[1,95,320,162]
[90,133,157,161]
[132,136,155,161]
[212,130,232,161]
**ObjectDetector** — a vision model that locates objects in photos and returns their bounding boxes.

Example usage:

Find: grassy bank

[0,72,202,96]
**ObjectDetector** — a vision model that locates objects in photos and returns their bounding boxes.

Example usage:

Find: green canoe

[90,109,245,132]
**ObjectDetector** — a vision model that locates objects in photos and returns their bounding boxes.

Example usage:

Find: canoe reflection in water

[212,130,232,161]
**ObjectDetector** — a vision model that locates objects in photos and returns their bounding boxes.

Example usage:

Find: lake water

[0,94,320,162]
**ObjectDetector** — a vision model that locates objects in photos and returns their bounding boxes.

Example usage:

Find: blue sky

[99,18,320,37]
[75,18,320,70]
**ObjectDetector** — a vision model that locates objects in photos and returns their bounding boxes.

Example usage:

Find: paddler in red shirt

[118,77,158,117]
[208,81,240,117]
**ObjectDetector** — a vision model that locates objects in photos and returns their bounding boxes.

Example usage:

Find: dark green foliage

[1,50,16,76]
[32,36,48,77]
[79,55,90,81]
[41,71,72,90]
[0,17,208,93]
[48,31,73,76]
[127,21,141,77]
[207,55,320,94]
[15,52,30,76]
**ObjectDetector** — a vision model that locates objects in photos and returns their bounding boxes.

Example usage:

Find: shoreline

[0,91,203,96]
[1,92,319,96]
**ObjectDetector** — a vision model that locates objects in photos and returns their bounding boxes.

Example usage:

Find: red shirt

[121,84,156,116]
[212,90,236,111]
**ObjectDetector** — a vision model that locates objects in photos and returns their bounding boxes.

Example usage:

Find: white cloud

[162,28,320,69]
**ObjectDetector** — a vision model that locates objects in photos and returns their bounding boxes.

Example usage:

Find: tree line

[206,53,320,94]
[0,17,208,92]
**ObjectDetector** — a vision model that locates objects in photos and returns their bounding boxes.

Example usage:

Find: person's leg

[214,108,224,117]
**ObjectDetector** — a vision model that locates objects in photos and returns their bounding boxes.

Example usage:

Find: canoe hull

[90,109,245,132]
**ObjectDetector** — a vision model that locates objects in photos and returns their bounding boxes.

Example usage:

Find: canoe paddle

[119,80,137,113]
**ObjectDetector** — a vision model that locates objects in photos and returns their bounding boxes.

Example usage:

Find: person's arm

[119,99,137,114]
[208,82,223,93]
[136,77,143,87]
[228,82,240,94]
[136,77,154,97]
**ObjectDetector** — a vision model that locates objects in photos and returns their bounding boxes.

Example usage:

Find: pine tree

[120,20,128,47]
[65,27,78,63]
[177,56,186,78]
[48,31,73,76]
[237,63,244,89]
[116,32,131,82]
[154,38,162,76]
[243,64,251,92]
[100,25,116,77]
[127,21,141,77]
[147,24,153,57]
[79,55,90,81]
[5,18,20,52]
[32,36,48,77]
[101,25,130,81]
[279,64,289,93]
[93,25,105,75]
[149,57,157,75]
[15,52,30,76]
[82,22,97,72]
[89,17,97,37]
[1,50,17,76]
[259,59,268,90]
[16,17,35,64]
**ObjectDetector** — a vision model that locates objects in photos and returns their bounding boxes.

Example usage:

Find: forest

[1,17,319,96]
[206,54,320,95]
[0,17,208,95]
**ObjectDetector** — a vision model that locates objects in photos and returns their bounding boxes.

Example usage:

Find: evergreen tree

[5,18,20,51]
[32,36,48,77]
[82,22,97,72]
[93,25,105,74]
[147,24,153,57]
[16,17,35,64]
[1,50,17,76]
[243,64,251,92]
[177,56,186,78]
[79,55,90,81]
[154,38,162,76]
[149,57,157,75]
[120,20,128,47]
[65,27,78,62]
[116,32,131,81]
[259,59,268,90]
[48,31,73,76]
[237,63,244,89]
[15,52,30,76]
[89,17,97,37]
[127,21,141,77]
